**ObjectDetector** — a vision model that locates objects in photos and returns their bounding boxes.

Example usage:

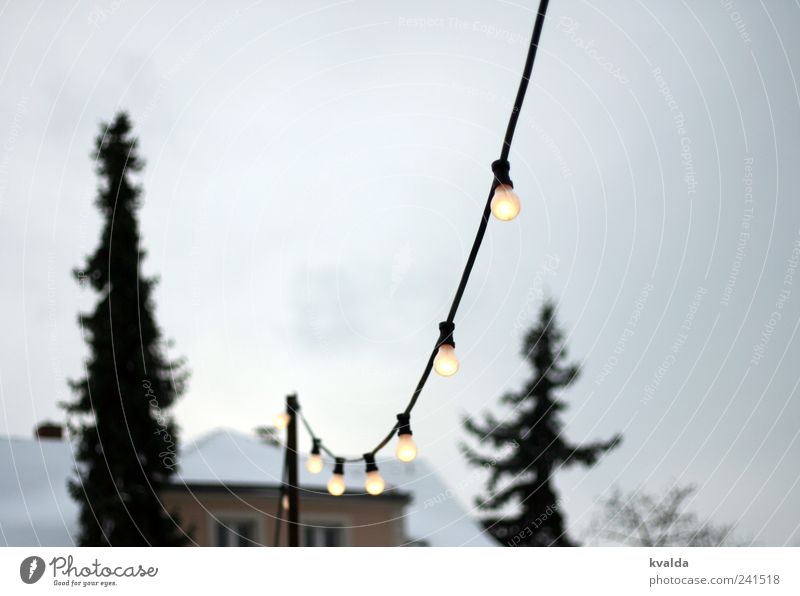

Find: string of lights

[272,0,551,497]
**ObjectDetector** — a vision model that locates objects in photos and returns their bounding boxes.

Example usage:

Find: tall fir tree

[65,112,188,546]
[462,300,621,546]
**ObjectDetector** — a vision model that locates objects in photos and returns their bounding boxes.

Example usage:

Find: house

[0,426,495,547]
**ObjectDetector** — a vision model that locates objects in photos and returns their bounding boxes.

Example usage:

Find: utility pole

[286,393,300,547]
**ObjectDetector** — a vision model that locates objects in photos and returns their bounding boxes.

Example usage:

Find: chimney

[35,422,63,440]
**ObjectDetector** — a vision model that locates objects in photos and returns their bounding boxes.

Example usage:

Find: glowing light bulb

[365,471,385,496]
[396,433,417,462]
[273,412,290,430]
[490,184,520,221]
[327,473,346,496]
[306,453,323,474]
[282,494,289,511]
[328,458,346,496]
[433,343,459,376]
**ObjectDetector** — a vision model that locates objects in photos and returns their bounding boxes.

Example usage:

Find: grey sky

[1,0,799,545]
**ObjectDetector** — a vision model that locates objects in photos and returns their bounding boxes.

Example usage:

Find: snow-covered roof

[1,429,495,547]
[0,436,79,546]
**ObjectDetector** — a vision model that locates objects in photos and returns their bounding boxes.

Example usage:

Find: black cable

[288,0,551,465]
[447,0,549,322]
[501,0,550,162]
[445,189,494,323]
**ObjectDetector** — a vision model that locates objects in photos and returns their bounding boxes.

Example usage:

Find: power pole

[286,394,300,547]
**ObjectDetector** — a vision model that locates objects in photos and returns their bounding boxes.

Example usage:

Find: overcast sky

[1,0,799,545]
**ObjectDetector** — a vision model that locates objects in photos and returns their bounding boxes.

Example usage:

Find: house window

[213,517,259,547]
[303,522,346,547]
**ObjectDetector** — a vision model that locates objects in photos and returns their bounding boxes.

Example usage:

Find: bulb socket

[332,457,345,476]
[363,453,379,473]
[491,159,513,188]
[396,413,413,437]
[311,438,321,455]
[437,321,456,348]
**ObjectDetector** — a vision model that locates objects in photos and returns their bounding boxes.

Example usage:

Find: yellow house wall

[160,489,408,547]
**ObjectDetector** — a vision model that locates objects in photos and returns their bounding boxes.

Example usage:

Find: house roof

[175,429,494,546]
[0,436,78,546]
[0,429,495,547]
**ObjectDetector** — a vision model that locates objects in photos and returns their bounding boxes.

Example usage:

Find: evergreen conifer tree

[65,112,187,546]
[462,300,621,546]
